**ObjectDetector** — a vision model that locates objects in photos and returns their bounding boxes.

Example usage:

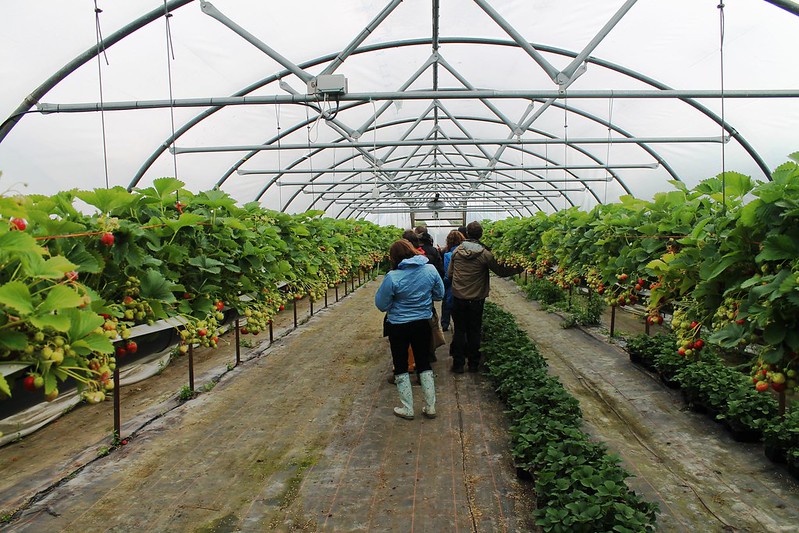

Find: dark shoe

[387,373,396,384]
[415,374,422,385]
[430,353,438,363]
[451,365,465,374]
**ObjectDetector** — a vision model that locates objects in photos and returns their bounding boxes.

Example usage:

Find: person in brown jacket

[446,221,522,373]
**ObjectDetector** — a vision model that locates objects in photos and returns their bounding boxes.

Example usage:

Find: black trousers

[387,319,432,375]
[451,297,485,369]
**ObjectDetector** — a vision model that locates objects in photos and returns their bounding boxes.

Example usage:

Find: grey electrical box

[308,74,348,96]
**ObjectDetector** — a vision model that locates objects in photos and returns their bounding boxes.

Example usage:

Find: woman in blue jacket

[375,239,445,420]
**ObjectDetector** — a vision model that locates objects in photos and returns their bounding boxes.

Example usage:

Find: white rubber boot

[393,373,414,420]
[420,370,436,419]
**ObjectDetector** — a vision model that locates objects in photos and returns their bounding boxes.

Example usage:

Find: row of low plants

[626,333,799,478]
[517,275,606,328]
[0,177,399,405]
[482,153,799,396]
[481,302,658,533]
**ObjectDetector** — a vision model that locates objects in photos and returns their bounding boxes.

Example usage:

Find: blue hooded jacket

[375,254,445,324]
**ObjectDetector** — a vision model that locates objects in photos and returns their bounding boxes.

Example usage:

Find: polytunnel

[5,2,799,531]
[2,0,799,237]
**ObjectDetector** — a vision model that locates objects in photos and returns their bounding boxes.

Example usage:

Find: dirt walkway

[1,279,536,532]
[489,277,799,533]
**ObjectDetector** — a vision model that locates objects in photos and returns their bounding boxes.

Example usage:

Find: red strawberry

[215,301,225,311]
[197,328,207,337]
[9,217,27,231]
[23,375,36,392]
[116,346,128,358]
[65,271,79,282]
[755,381,769,392]
[126,341,138,354]
[100,232,115,246]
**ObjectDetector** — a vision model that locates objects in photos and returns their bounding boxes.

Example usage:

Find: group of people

[374,221,522,420]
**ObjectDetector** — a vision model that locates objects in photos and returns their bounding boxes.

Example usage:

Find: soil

[1,275,798,532]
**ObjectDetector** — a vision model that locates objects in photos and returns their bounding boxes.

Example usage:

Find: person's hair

[466,221,483,240]
[414,225,427,235]
[446,229,465,250]
[457,226,468,238]
[401,229,420,248]
[417,230,434,245]
[389,239,418,269]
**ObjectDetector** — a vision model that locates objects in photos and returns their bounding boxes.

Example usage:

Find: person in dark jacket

[414,227,445,280]
[375,240,445,419]
[447,221,522,373]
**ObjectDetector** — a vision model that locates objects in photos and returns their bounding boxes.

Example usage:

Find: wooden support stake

[325,289,328,308]
[644,316,651,336]
[293,299,298,329]
[568,285,573,310]
[358,269,361,285]
[310,297,314,317]
[269,321,274,344]
[336,284,339,301]
[779,390,787,416]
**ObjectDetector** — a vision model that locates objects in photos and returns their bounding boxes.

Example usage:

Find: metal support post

[113,365,121,439]
[610,305,617,337]
[188,343,195,391]
[645,317,650,336]
[269,321,274,344]
[310,297,314,317]
[336,284,339,301]
[293,299,298,329]
[325,289,328,308]
[235,317,241,366]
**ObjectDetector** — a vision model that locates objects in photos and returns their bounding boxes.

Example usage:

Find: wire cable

[93,0,110,189]
[718,2,727,209]
[164,1,179,194]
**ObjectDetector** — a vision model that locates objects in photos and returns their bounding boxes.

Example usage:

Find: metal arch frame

[0,0,196,143]
[118,37,773,210]
[258,113,609,214]
[0,0,774,205]
[301,150,570,216]
[261,109,651,214]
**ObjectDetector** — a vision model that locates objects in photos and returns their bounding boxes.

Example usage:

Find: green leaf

[74,186,135,214]
[38,285,83,312]
[756,234,799,262]
[44,372,57,395]
[71,333,113,355]
[187,255,224,274]
[30,313,71,332]
[65,246,103,274]
[763,323,786,346]
[708,323,746,348]
[0,330,27,350]
[61,308,104,342]
[0,281,34,315]
[0,374,10,398]
[701,254,739,282]
[152,177,185,199]
[28,256,78,279]
[139,269,178,303]
[162,213,206,234]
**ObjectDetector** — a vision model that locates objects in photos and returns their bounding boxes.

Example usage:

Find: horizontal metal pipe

[338,207,540,213]
[171,135,726,154]
[282,177,612,186]
[239,163,657,175]
[37,90,799,113]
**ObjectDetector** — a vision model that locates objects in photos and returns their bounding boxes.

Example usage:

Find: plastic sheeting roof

[1,0,798,231]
